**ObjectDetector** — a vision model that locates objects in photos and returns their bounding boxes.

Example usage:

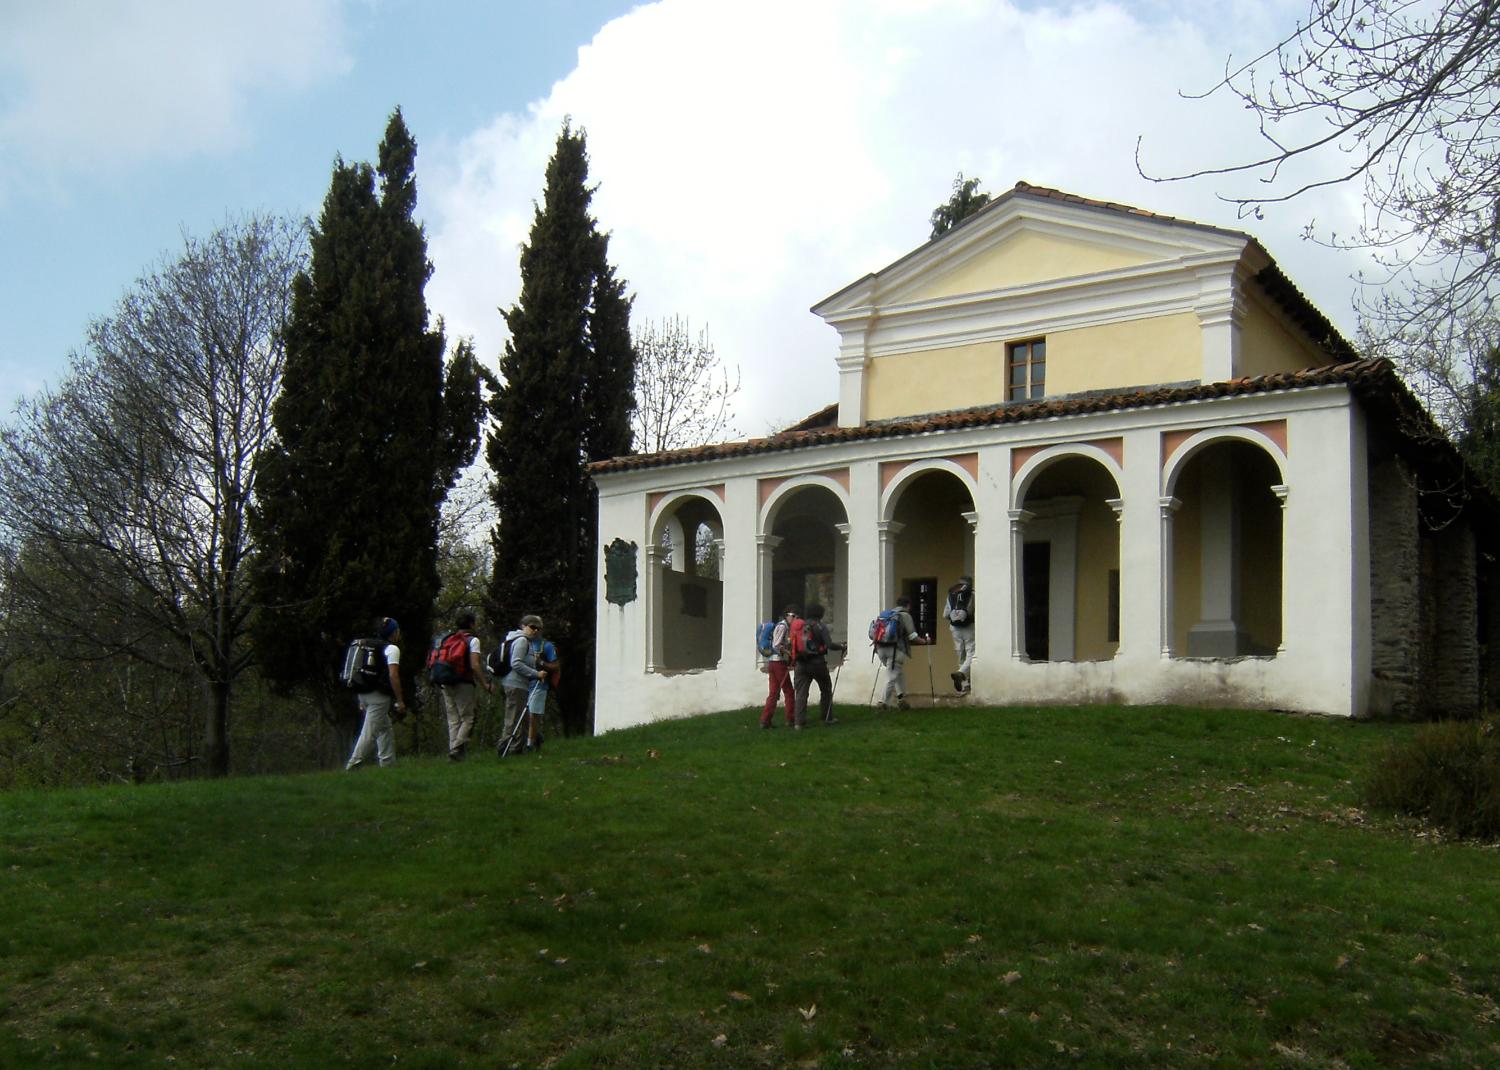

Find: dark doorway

[905,576,939,640]
[1023,541,1051,660]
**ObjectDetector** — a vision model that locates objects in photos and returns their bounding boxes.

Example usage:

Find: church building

[589,182,1495,731]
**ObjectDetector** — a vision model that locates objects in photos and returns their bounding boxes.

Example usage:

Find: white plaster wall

[593,386,1368,733]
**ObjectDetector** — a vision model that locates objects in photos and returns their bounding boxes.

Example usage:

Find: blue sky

[1,0,1369,434]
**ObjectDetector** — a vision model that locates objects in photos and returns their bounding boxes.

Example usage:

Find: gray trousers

[348,692,396,768]
[876,647,908,706]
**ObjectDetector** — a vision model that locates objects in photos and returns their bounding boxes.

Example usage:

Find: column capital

[961,510,980,533]
[756,533,784,550]
[1270,484,1289,509]
[1158,496,1181,518]
[876,520,905,541]
[1105,498,1124,522]
[833,522,852,543]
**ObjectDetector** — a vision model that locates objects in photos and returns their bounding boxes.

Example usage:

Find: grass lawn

[1,704,1497,1069]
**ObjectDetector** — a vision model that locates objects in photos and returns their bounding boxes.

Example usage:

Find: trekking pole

[926,641,936,705]
[866,654,880,706]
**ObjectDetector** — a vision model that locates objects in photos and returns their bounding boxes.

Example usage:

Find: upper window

[1008,339,1046,400]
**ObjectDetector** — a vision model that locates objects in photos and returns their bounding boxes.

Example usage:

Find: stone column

[1158,496,1181,657]
[1367,457,1420,718]
[645,543,666,673]
[833,522,852,645]
[755,534,782,667]
[1009,508,1033,660]
[876,520,904,607]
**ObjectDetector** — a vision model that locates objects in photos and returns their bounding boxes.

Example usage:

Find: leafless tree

[0,214,306,778]
[1140,0,1500,436]
[631,316,741,453]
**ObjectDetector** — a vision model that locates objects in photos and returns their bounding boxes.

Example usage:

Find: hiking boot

[345,759,363,772]
[447,750,461,762]
[760,721,775,729]
[950,671,965,692]
[897,699,911,710]
[823,716,840,725]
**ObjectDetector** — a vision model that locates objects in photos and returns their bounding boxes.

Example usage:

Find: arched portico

[881,461,978,684]
[1162,430,1287,657]
[1011,449,1123,662]
[647,491,726,671]
[761,478,851,643]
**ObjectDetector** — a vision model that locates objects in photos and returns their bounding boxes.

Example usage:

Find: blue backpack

[755,620,777,657]
[868,609,901,647]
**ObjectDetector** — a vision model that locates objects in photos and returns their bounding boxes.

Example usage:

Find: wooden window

[1008,339,1046,401]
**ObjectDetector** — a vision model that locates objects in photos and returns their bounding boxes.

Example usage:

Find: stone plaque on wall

[605,537,638,606]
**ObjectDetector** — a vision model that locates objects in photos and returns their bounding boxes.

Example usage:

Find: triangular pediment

[813,184,1254,318]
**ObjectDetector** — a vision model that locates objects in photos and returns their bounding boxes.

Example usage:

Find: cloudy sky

[0,0,1370,437]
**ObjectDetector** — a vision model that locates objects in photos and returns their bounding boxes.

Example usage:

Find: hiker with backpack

[942,575,975,694]
[524,629,561,752]
[760,604,800,729]
[497,615,545,755]
[427,610,493,762]
[871,595,931,710]
[345,616,407,771]
[792,602,844,728]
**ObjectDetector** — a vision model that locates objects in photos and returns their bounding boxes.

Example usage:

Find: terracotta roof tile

[590,359,1396,476]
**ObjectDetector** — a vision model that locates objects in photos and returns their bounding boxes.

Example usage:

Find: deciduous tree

[0,214,305,777]
[1142,0,1500,443]
[930,172,991,239]
[632,316,740,453]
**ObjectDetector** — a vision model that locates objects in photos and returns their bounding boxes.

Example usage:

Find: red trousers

[761,661,794,725]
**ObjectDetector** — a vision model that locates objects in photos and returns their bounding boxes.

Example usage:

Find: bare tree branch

[631,316,741,454]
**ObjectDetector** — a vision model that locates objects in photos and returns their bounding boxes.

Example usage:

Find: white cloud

[424,0,1369,437]
[0,0,349,195]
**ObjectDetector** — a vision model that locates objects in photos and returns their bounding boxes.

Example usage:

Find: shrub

[1363,718,1500,840]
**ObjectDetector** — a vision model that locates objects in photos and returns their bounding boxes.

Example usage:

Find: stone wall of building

[1368,458,1421,718]
[1432,520,1480,717]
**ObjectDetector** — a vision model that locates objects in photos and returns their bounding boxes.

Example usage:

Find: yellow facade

[864,341,1006,421]
[1239,300,1333,378]
[863,313,1203,422]
[908,229,1154,302]
[1046,314,1202,395]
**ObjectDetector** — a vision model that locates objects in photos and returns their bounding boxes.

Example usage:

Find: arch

[760,480,852,646]
[646,489,726,672]
[1162,426,1287,500]
[759,473,851,534]
[879,457,978,522]
[1010,450,1123,663]
[1012,442,1123,511]
[1166,436,1285,658]
[879,463,978,686]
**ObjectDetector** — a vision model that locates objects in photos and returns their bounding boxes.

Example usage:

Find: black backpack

[340,637,389,693]
[949,584,974,625]
[486,631,527,679]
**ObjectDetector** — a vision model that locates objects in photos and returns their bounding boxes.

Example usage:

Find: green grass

[2,705,1498,1069]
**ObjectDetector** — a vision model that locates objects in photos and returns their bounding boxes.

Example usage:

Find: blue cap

[379,617,399,639]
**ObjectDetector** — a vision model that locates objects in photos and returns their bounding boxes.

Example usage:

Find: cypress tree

[251,109,482,724]
[487,123,636,734]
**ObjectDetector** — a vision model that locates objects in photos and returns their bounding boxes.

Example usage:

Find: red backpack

[426,630,473,685]
[790,619,825,664]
